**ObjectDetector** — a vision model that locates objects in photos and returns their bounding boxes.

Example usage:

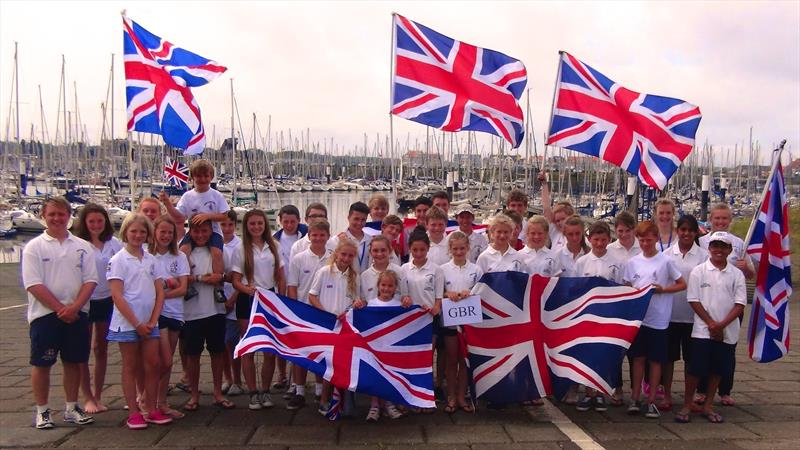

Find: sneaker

[260,392,274,408]
[221,382,230,394]
[272,377,288,390]
[645,402,661,419]
[227,384,244,396]
[286,394,306,410]
[365,406,380,422]
[627,400,641,415]
[248,393,263,411]
[593,396,608,412]
[317,403,329,416]
[34,409,54,429]
[383,403,403,419]
[575,396,592,412]
[126,412,148,430]
[282,385,297,400]
[64,405,95,425]
[145,410,173,425]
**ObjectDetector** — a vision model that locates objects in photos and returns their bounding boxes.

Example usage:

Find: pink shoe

[641,381,650,397]
[145,410,173,425]
[656,385,665,400]
[126,412,148,430]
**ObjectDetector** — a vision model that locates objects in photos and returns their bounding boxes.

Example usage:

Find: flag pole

[542,51,564,172]
[743,139,786,247]
[389,13,398,200]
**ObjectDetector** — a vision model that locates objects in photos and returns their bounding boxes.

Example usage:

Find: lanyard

[659,229,672,252]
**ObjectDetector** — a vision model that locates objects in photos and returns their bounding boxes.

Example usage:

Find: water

[0,191,397,264]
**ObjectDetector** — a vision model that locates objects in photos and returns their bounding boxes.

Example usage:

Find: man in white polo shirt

[22,197,98,429]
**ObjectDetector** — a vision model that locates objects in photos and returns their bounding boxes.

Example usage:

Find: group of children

[21,159,750,431]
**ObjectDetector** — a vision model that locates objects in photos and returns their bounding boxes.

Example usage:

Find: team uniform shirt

[288,247,333,302]
[456,230,489,264]
[623,252,682,330]
[184,246,225,321]
[441,260,483,294]
[698,232,753,274]
[607,239,642,264]
[400,260,445,309]
[687,260,747,344]
[222,235,242,320]
[308,265,359,315]
[359,263,403,301]
[518,220,528,241]
[106,248,161,332]
[476,246,527,273]
[553,246,587,277]
[328,229,371,273]
[519,246,557,277]
[176,188,229,237]
[549,228,566,251]
[153,251,191,321]
[22,232,99,323]
[427,235,450,266]
[669,243,709,323]
[389,250,402,266]
[574,251,625,283]
[290,235,311,261]
[231,242,283,289]
[89,237,123,300]
[367,297,402,307]
[278,232,300,269]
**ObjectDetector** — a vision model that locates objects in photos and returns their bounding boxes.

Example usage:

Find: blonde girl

[654,198,678,252]
[359,235,402,302]
[476,214,526,273]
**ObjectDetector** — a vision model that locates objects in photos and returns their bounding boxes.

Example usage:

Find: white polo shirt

[288,247,333,302]
[223,235,242,319]
[231,241,283,289]
[184,246,225,321]
[427,234,450,266]
[290,235,311,261]
[549,228,566,251]
[309,264,359,315]
[368,297,402,307]
[699,232,752,274]
[106,248,160,332]
[456,230,489,264]
[476,246,526,274]
[328,229,371,274]
[154,251,191,321]
[359,263,403,301]
[400,260,444,309]
[441,260,483,294]
[607,239,642,264]
[687,260,747,344]
[176,188,229,236]
[22,231,99,323]
[669,243,709,323]
[574,251,625,283]
[518,246,554,276]
[623,252,682,330]
[554,246,587,277]
[89,237,123,300]
[278,231,300,268]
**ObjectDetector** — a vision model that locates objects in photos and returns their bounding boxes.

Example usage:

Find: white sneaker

[260,392,274,408]
[227,384,244,396]
[248,393,263,411]
[34,409,54,429]
[64,406,95,425]
[645,402,661,419]
[221,382,230,394]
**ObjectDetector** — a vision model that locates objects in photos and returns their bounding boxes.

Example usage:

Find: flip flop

[693,393,706,405]
[176,382,191,393]
[673,409,691,423]
[703,411,724,423]
[444,402,457,414]
[182,401,199,412]
[459,403,475,413]
[213,399,235,410]
[720,396,735,406]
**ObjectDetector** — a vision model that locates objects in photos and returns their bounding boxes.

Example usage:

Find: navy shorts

[688,338,735,378]
[30,312,91,366]
[225,318,240,345]
[668,322,694,362]
[627,325,668,363]
[182,314,226,356]
[158,315,184,332]
[179,232,224,251]
[433,315,457,337]
[88,297,113,323]
[236,293,254,320]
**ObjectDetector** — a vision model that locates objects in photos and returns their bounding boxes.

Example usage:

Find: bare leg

[31,366,52,407]
[141,338,161,414]
[662,360,675,405]
[444,335,458,409]
[239,320,258,392]
[210,352,227,402]
[157,329,180,411]
[119,342,142,416]
[91,321,110,411]
[260,353,276,391]
[186,355,201,405]
[63,362,81,404]
[631,357,645,402]
[647,361,662,405]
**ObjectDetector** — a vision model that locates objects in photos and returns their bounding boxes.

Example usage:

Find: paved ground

[1,263,798,449]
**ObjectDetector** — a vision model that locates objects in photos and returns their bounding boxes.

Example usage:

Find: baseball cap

[454,204,475,216]
[708,231,733,246]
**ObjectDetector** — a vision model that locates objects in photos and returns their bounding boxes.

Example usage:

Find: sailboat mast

[230,78,236,201]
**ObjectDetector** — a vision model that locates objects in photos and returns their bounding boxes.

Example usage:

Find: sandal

[213,399,235,410]
[720,395,735,406]
[674,409,691,423]
[444,401,457,414]
[182,401,199,412]
[703,411,724,423]
[657,401,673,412]
[366,406,380,422]
[162,407,185,419]
[693,393,706,405]
[176,382,191,393]
[459,403,475,413]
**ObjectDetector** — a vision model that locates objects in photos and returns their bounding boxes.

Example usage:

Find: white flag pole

[542,51,564,172]
[389,13,398,200]
[743,139,786,247]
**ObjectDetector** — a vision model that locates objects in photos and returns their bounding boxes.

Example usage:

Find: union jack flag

[122,14,226,155]
[391,14,527,148]
[546,52,702,190]
[234,289,435,408]
[463,272,652,403]
[163,158,189,187]
[746,148,792,363]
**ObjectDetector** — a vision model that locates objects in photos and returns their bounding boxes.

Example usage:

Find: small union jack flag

[463,272,652,403]
[163,158,189,188]
[546,52,702,190]
[391,14,527,148]
[746,146,792,363]
[235,289,435,408]
[122,14,226,155]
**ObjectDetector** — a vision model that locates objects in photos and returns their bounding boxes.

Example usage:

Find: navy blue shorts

[182,314,226,356]
[236,293,254,320]
[627,325,668,363]
[88,297,113,323]
[433,314,457,337]
[179,232,224,251]
[158,315,184,332]
[29,312,91,366]
[668,322,694,362]
[225,318,240,345]
[688,338,735,378]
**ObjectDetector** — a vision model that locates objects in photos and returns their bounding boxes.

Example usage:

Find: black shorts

[236,293,254,320]
[158,315,184,332]
[688,338,735,378]
[433,315,457,337]
[88,297,113,323]
[30,312,91,366]
[179,232,224,251]
[627,325,668,363]
[182,314,226,356]
[668,322,694,362]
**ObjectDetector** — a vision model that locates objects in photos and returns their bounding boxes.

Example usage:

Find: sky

[0,0,798,165]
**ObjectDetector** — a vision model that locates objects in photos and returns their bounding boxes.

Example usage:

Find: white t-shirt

[22,232,99,323]
[476,246,526,273]
[367,297,402,307]
[308,264,358,315]
[520,246,559,277]
[622,252,682,330]
[668,243,709,323]
[106,248,161,332]
[231,242,283,289]
[328,229,371,274]
[176,188,229,236]
[687,260,747,344]
[553,246,587,277]
[223,235,242,320]
[607,239,642,264]
[427,235,450,267]
[90,237,123,300]
[441,260,483,294]
[574,251,625,284]
[153,251,191,321]
[184,246,225,321]
[288,247,333,302]
[400,260,444,309]
[278,231,300,269]
[359,263,403,301]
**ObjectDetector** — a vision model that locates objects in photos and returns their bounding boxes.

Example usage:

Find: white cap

[454,204,474,216]
[708,231,733,246]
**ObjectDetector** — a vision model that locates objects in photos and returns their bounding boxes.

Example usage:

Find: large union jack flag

[235,289,435,408]
[122,14,226,155]
[746,149,792,363]
[163,158,189,188]
[391,14,527,148]
[546,52,702,190]
[463,272,652,403]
